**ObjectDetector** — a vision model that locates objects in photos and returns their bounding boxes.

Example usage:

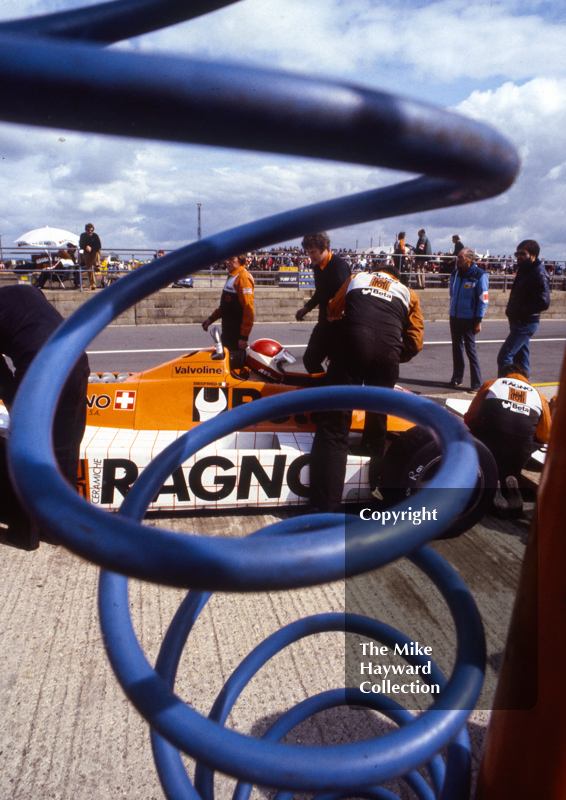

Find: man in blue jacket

[448,248,489,391]
[497,240,550,379]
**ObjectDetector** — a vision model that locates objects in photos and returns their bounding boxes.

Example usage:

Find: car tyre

[380,426,497,539]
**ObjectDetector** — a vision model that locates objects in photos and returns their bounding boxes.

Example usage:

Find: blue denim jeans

[497,322,539,378]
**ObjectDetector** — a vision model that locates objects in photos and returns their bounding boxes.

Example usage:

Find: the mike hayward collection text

[358,641,440,695]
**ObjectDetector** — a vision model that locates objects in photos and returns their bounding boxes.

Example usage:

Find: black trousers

[0,370,88,548]
[309,326,399,512]
[221,328,247,370]
[303,319,343,374]
[474,428,534,484]
[449,316,482,388]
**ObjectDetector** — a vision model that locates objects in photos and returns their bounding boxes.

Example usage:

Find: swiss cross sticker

[114,390,136,410]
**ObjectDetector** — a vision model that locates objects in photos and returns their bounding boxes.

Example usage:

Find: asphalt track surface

[1,319,561,799]
[87,318,566,391]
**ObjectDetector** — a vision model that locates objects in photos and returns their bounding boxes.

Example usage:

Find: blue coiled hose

[2,1,515,796]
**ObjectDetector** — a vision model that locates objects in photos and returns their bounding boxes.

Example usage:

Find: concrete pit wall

[2,274,565,323]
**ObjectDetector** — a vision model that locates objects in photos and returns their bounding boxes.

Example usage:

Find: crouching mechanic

[464,363,551,516]
[309,263,424,513]
[202,254,254,368]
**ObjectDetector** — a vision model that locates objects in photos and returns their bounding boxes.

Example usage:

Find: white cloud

[546,163,566,181]
[4,0,566,89]
[444,78,566,256]
[396,2,566,82]
[0,1,564,258]
[457,78,566,135]
[116,0,566,88]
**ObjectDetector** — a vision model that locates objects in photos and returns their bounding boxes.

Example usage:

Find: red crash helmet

[248,339,295,382]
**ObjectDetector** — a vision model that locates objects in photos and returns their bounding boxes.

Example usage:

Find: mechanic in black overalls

[0,285,90,547]
[309,263,424,513]
[464,363,552,516]
[295,232,351,374]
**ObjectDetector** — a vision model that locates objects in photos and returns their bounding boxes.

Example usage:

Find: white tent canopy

[353,245,395,255]
[14,226,79,249]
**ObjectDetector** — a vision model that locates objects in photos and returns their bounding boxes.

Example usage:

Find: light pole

[197,204,202,241]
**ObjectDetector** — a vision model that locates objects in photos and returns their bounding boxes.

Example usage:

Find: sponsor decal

[502,401,530,416]
[254,365,285,384]
[114,390,136,410]
[509,387,527,405]
[173,365,224,376]
[362,287,393,302]
[87,394,111,410]
[369,274,392,292]
[192,387,229,421]
[95,453,311,507]
[500,378,533,395]
[77,457,103,503]
[190,385,313,426]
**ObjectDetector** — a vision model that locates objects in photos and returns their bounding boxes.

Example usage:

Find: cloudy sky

[0,0,565,259]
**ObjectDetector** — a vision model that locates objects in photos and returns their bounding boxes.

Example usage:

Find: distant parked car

[172,276,194,288]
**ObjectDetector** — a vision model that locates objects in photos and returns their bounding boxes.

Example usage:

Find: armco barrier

[3,0,519,797]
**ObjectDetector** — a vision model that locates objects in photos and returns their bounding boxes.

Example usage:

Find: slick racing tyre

[380,426,498,539]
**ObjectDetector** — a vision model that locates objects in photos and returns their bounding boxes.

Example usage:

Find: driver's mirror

[209,325,225,359]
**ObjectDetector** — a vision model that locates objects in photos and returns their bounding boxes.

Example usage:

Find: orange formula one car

[80,331,407,513]
[77,328,498,534]
[0,329,501,539]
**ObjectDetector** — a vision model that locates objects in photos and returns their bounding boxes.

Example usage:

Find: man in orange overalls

[202,254,255,367]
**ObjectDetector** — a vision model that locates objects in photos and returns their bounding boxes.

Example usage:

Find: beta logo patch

[114,390,137,410]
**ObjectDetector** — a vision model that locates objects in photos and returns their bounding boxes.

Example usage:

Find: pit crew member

[464,363,551,516]
[295,232,351,374]
[202,254,255,365]
[0,285,90,546]
[309,263,424,513]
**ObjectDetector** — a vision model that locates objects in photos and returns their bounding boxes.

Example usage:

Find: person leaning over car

[295,232,351,374]
[202,254,255,363]
[448,248,489,392]
[308,262,424,513]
